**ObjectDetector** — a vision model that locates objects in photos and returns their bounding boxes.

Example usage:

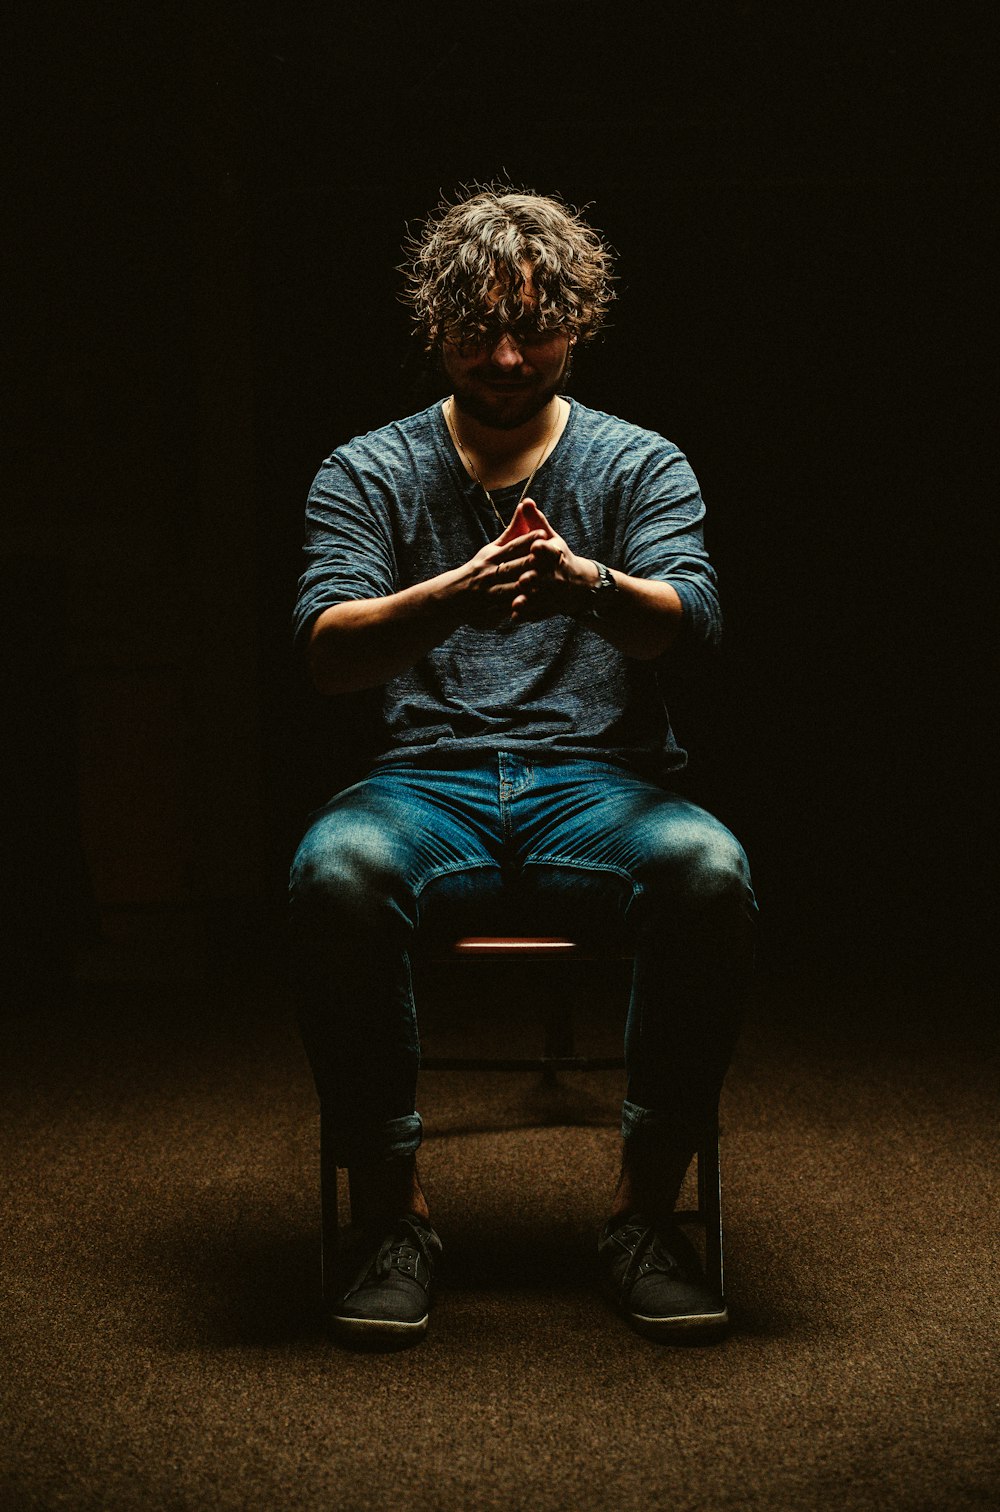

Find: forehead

[486,261,538,306]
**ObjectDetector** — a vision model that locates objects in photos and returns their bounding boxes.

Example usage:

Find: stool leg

[699,1111,724,1299]
[541,1001,576,1083]
[319,1107,340,1305]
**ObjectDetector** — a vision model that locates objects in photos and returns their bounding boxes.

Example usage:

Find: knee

[646,817,754,917]
[289,812,407,928]
[684,827,752,908]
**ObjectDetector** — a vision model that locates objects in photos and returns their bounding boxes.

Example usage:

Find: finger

[491,553,530,584]
[528,534,563,558]
[525,541,561,576]
[493,510,523,545]
[487,570,521,597]
[488,552,539,585]
[493,530,546,561]
[512,576,558,610]
[509,594,545,623]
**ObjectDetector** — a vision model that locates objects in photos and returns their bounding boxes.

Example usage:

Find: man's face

[439,271,573,431]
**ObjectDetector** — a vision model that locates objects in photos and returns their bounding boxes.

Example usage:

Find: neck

[449,394,564,463]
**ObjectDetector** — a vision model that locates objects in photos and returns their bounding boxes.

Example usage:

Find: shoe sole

[629,1306,729,1342]
[330,1312,429,1347]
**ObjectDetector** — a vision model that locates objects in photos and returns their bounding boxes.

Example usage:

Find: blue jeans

[289,754,756,1170]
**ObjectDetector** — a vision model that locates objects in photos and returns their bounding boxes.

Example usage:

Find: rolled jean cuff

[621,1098,697,1150]
[327,1111,423,1169]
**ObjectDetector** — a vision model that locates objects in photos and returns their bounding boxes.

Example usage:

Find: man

[290,186,756,1348]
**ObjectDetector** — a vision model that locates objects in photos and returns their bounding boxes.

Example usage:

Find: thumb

[494,509,527,544]
[512,498,555,537]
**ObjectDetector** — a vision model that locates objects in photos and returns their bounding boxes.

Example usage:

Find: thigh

[289,765,506,932]
[513,763,753,933]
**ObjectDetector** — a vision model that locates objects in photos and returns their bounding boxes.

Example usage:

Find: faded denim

[289,754,756,1169]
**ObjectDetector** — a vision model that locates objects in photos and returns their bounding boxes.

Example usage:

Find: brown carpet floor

[2,971,997,1511]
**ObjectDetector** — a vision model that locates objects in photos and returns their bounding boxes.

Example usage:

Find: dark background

[5,1,994,1000]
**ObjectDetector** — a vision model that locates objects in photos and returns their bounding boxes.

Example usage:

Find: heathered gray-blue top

[295,398,721,778]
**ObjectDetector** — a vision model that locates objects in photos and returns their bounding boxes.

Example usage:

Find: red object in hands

[510,500,548,537]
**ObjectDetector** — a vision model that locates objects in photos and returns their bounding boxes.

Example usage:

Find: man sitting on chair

[290,185,757,1347]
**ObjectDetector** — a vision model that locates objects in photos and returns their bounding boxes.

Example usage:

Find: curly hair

[401,185,616,351]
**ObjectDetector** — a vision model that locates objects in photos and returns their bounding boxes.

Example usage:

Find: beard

[441,348,574,432]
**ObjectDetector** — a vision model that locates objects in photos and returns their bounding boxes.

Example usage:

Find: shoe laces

[372,1218,436,1281]
[376,1228,422,1279]
[611,1216,686,1293]
[341,1217,437,1299]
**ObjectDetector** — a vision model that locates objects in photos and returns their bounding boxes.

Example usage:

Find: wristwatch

[583,560,620,619]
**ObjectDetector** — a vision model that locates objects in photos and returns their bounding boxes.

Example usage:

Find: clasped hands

[461,499,598,628]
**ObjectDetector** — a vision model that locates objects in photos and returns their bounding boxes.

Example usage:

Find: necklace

[445,397,560,531]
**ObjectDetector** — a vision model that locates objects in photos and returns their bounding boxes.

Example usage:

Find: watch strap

[584,560,620,618]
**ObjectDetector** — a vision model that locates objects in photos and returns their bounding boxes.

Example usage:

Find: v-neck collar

[433,395,578,503]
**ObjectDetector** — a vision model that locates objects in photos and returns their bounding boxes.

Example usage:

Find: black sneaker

[329,1214,442,1347]
[598,1213,728,1342]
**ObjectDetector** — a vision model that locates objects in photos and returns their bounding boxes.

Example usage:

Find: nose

[487,332,524,369]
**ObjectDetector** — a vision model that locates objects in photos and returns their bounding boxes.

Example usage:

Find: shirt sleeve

[621,442,722,652]
[292,451,398,653]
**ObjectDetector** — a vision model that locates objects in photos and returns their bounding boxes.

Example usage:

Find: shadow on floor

[139,1198,325,1347]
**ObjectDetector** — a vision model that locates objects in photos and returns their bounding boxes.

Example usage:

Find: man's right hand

[308,505,549,695]
[455,508,550,628]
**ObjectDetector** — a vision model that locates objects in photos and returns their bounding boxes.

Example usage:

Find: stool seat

[448,936,629,960]
[453,936,579,952]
